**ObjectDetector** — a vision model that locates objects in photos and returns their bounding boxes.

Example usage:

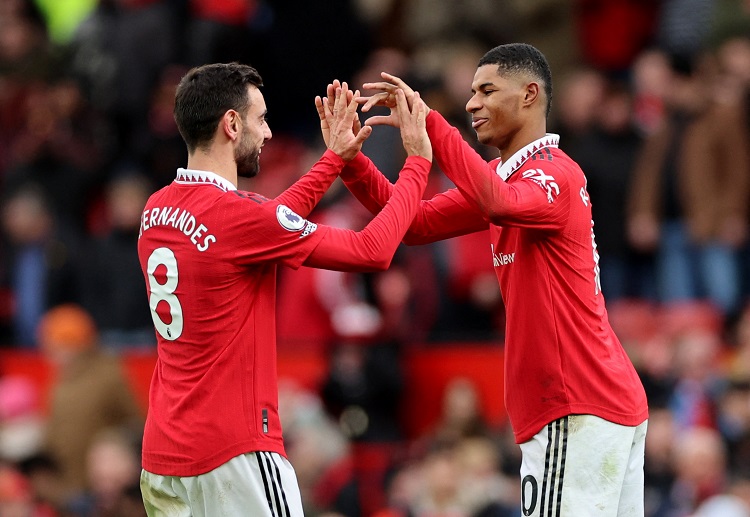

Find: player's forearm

[340,152,394,215]
[426,111,507,220]
[305,156,430,272]
[342,151,486,244]
[355,156,430,266]
[275,149,344,217]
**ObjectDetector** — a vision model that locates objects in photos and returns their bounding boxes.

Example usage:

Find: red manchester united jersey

[427,112,648,443]
[137,163,332,476]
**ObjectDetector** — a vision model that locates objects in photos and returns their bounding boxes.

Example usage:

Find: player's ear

[223,110,241,141]
[523,82,541,109]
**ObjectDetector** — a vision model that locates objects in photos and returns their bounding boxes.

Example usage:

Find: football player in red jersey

[137,63,431,516]
[322,43,649,516]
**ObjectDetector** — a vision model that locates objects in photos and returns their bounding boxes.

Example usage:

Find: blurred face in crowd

[1,190,51,245]
[235,86,271,178]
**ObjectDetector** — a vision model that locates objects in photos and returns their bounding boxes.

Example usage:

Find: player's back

[137,170,287,477]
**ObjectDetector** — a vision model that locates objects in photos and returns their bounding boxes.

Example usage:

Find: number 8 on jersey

[147,247,184,341]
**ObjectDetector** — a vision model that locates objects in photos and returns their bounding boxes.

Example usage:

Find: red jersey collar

[495,134,560,181]
[175,168,236,192]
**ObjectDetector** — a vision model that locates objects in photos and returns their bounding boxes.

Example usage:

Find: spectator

[454,435,517,516]
[630,48,673,135]
[627,52,750,320]
[0,184,81,346]
[67,0,181,165]
[37,303,143,507]
[643,407,678,517]
[655,0,718,62]
[78,172,156,348]
[573,0,660,74]
[427,377,492,447]
[69,427,145,517]
[668,328,724,432]
[670,427,729,515]
[4,76,111,231]
[551,66,606,154]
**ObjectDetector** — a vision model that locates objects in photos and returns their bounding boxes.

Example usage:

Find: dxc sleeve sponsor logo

[522,169,559,203]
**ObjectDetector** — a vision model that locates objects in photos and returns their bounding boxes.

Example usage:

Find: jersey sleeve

[341,152,487,244]
[303,155,431,271]
[274,149,345,218]
[222,191,330,270]
[427,111,568,231]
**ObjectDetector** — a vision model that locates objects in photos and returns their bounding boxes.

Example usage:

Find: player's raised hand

[397,89,431,162]
[325,82,372,162]
[359,72,431,128]
[357,72,430,127]
[315,79,363,147]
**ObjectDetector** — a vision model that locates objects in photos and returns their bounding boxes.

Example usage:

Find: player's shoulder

[231,189,271,204]
[519,147,581,179]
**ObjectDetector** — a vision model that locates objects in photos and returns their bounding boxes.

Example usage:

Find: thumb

[365,115,397,127]
[354,125,373,144]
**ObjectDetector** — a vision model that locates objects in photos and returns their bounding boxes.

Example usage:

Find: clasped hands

[315,73,432,161]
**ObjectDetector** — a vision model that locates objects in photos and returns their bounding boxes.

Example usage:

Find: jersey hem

[513,404,649,444]
[142,440,287,477]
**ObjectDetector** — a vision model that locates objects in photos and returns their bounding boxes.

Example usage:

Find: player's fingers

[315,96,327,123]
[395,89,410,121]
[322,97,335,123]
[359,92,390,112]
[381,72,414,94]
[347,90,360,113]
[362,81,398,93]
[353,125,372,145]
[364,115,396,127]
[327,81,338,108]
[415,92,426,124]
[344,90,360,123]
[335,82,349,117]
[332,87,343,120]
[410,91,422,115]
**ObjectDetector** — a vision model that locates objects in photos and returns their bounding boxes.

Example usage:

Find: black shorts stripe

[267,452,291,517]
[262,452,288,517]
[539,422,553,515]
[537,417,569,517]
[555,417,568,517]
[256,452,276,517]
[546,419,562,517]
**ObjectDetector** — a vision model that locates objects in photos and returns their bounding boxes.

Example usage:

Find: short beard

[236,147,260,178]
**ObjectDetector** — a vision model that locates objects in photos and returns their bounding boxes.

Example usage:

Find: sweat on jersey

[341,111,648,444]
[137,150,430,476]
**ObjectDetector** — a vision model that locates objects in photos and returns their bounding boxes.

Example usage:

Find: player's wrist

[340,151,368,179]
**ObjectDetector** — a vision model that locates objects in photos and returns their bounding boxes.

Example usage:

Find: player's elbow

[486,206,507,226]
[360,250,393,271]
[369,253,393,271]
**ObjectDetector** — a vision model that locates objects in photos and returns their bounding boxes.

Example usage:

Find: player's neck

[186,148,238,188]
[498,119,547,164]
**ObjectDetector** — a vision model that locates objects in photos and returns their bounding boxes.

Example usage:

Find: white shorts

[140,452,304,517]
[519,414,648,517]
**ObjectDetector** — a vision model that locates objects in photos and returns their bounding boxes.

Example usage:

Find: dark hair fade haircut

[478,43,553,117]
[174,63,264,154]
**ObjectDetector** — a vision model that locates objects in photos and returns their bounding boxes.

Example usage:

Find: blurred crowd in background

[1,0,750,515]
